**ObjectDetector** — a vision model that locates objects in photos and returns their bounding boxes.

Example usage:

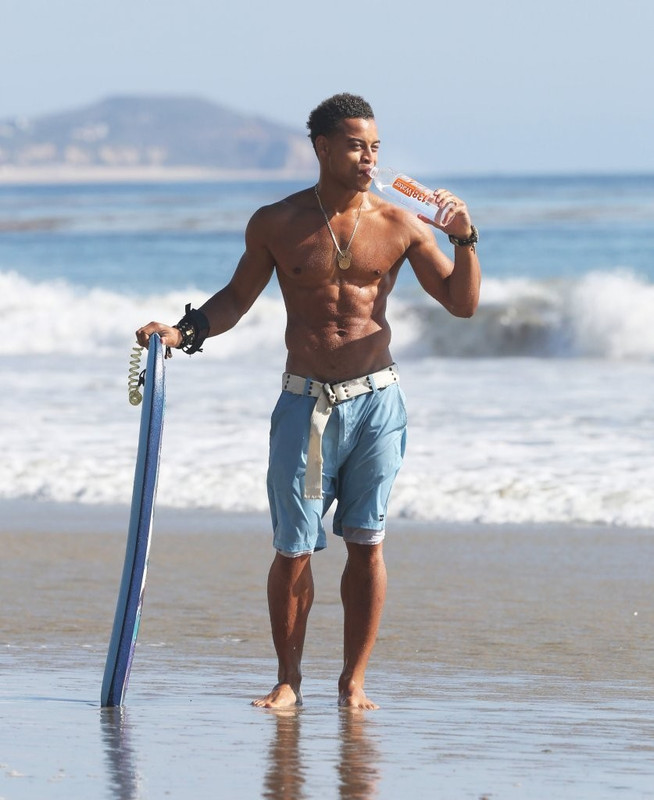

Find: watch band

[448,225,479,247]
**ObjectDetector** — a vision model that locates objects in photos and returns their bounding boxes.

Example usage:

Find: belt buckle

[322,382,338,405]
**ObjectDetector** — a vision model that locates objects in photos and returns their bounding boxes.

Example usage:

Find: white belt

[281,364,400,499]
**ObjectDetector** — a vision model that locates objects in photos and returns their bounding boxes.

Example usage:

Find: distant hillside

[0,96,315,175]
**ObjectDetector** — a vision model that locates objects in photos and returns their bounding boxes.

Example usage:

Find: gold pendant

[337,250,352,270]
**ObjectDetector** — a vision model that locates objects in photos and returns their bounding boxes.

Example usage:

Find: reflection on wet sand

[261,707,381,800]
[100,706,143,800]
[262,709,306,800]
[338,710,381,799]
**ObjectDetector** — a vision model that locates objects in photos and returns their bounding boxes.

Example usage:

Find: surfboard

[101,333,165,707]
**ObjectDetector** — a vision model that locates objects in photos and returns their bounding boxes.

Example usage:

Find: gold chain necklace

[314,185,363,271]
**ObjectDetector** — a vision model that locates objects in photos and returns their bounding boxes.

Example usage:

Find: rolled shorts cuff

[342,526,386,546]
[275,547,315,559]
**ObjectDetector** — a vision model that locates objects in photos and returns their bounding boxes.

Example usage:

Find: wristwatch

[448,225,479,247]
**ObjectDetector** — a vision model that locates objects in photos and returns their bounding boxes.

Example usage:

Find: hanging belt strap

[281,364,400,499]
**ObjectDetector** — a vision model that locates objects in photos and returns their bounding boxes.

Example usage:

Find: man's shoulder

[368,192,432,242]
[245,187,317,246]
[368,191,416,221]
[253,188,316,223]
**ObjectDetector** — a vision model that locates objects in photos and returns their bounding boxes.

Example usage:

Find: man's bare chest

[269,219,406,283]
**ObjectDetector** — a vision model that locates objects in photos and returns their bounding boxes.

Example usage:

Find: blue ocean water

[2,174,653,294]
[1,173,653,525]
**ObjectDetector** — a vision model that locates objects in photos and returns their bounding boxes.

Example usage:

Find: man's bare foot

[338,681,379,710]
[252,683,303,709]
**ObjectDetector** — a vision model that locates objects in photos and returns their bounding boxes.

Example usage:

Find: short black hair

[306,93,375,148]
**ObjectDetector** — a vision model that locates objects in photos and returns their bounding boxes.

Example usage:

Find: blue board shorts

[267,379,407,556]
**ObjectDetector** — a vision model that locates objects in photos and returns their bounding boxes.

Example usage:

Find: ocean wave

[2,268,653,360]
[391,271,654,360]
[4,463,653,528]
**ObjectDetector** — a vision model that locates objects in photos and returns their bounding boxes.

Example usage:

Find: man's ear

[315,134,329,159]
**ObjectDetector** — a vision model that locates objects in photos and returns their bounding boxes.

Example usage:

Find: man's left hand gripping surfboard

[101,333,165,707]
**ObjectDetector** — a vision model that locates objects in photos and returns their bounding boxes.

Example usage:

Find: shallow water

[2,519,653,798]
[2,662,654,799]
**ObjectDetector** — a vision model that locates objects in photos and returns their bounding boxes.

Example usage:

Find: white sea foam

[1,285,654,526]
[3,354,653,527]
[2,269,654,361]
[3,174,653,528]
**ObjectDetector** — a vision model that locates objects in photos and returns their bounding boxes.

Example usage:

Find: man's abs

[284,316,393,382]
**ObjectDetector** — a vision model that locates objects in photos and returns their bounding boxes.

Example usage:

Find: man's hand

[418,190,474,239]
[136,322,182,350]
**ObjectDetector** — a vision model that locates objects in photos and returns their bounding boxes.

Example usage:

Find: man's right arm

[136,208,276,349]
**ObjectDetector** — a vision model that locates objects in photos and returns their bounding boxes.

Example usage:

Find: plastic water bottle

[368,166,453,225]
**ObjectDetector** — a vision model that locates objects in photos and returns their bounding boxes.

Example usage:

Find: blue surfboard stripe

[101,334,165,707]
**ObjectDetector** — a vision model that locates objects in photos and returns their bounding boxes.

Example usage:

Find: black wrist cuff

[173,303,210,354]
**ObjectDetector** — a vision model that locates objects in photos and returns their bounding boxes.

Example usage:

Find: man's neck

[314,180,365,215]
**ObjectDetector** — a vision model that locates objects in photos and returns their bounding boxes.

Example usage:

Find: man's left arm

[408,191,481,318]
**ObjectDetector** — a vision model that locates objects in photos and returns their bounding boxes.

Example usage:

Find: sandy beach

[1,502,653,799]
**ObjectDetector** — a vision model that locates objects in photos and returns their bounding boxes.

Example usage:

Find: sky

[1,0,652,175]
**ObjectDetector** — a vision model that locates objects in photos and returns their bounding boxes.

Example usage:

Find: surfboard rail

[101,333,165,707]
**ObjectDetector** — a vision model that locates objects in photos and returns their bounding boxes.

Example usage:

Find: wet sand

[1,503,653,798]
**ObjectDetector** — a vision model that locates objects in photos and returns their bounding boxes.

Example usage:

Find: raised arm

[407,190,481,318]
[136,208,276,350]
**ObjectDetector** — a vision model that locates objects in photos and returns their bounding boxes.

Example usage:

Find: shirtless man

[137,93,481,710]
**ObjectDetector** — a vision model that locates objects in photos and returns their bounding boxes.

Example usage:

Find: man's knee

[269,551,314,597]
[275,547,314,560]
[345,540,385,565]
[272,550,312,572]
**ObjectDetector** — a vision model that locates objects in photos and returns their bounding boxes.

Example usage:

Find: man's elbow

[449,298,479,318]
[443,275,481,318]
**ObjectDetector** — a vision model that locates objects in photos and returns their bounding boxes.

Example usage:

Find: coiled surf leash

[128,344,146,406]
[128,340,172,406]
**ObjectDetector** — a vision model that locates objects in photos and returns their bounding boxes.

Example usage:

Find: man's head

[307,93,375,151]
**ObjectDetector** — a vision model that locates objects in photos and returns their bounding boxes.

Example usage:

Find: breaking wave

[1,268,653,361]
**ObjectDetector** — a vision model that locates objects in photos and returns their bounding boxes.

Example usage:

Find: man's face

[317,117,380,190]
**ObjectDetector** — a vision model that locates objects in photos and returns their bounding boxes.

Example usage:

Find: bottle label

[391,176,435,206]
